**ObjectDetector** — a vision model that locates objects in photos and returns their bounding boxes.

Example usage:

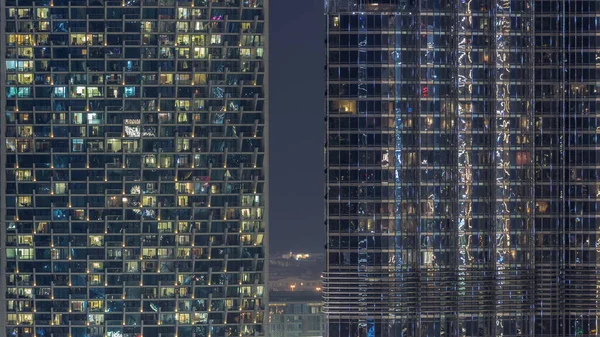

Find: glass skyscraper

[0,1,268,337]
[325,0,600,336]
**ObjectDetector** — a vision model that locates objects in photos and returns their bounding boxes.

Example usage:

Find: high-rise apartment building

[0,1,268,337]
[325,0,600,336]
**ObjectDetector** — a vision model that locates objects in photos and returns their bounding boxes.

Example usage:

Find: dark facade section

[324,1,600,336]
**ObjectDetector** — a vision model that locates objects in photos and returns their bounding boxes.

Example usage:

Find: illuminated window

[193,313,208,324]
[88,275,103,286]
[18,314,33,324]
[17,87,31,98]
[143,248,157,259]
[177,313,190,324]
[333,16,340,27]
[177,139,190,151]
[193,47,207,59]
[72,139,84,152]
[88,314,104,325]
[15,170,32,181]
[89,301,103,312]
[160,74,174,85]
[210,35,222,44]
[72,301,85,312]
[16,196,31,207]
[143,154,157,168]
[178,196,189,207]
[87,87,102,97]
[142,196,156,207]
[17,235,32,246]
[125,262,139,273]
[89,236,104,247]
[36,8,49,19]
[331,100,357,114]
[158,222,173,233]
[53,183,67,194]
[17,74,33,85]
[70,34,89,45]
[90,262,104,272]
[107,139,122,152]
[17,248,33,259]
[177,35,191,45]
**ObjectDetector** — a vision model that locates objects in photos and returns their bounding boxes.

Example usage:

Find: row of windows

[6,245,263,259]
[6,6,264,21]
[6,33,263,47]
[7,0,263,9]
[2,59,262,73]
[7,48,263,63]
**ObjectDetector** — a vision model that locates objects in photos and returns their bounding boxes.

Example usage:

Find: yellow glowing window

[178,8,190,19]
[160,74,174,85]
[193,21,206,32]
[142,22,154,32]
[8,35,34,46]
[178,235,192,245]
[177,35,191,45]
[177,22,190,32]
[53,183,67,194]
[88,314,104,325]
[142,196,156,207]
[17,74,33,85]
[178,196,189,207]
[143,248,157,258]
[178,48,190,58]
[176,139,190,151]
[72,301,85,312]
[177,313,190,324]
[38,22,50,32]
[36,8,49,19]
[18,235,32,246]
[87,87,102,97]
[241,23,252,32]
[177,248,190,258]
[332,100,357,114]
[18,48,33,58]
[90,262,104,271]
[194,73,207,84]
[158,222,173,233]
[17,248,33,259]
[89,301,103,311]
[241,48,252,58]
[15,170,32,181]
[107,139,122,152]
[161,287,175,297]
[193,47,206,59]
[18,314,32,324]
[176,75,192,85]
[89,236,103,247]
[176,99,191,110]
[88,275,103,286]
[7,314,17,325]
[125,262,139,272]
[178,222,191,232]
[211,35,222,44]
[70,34,88,45]
[193,313,208,324]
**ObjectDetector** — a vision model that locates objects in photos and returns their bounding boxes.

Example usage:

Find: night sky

[269,0,325,253]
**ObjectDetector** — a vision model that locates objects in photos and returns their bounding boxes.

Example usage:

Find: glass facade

[0,1,268,337]
[269,293,323,337]
[325,0,600,336]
